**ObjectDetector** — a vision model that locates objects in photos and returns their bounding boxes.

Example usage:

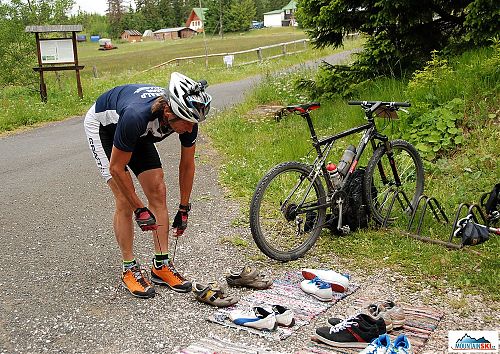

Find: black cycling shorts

[99,124,162,178]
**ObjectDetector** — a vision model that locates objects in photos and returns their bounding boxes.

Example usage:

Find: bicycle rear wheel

[364,139,424,226]
[249,161,327,261]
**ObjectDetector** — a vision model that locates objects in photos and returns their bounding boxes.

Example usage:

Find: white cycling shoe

[229,306,277,330]
[301,268,350,292]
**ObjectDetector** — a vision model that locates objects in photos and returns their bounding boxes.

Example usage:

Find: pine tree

[226,0,255,32]
[107,0,126,37]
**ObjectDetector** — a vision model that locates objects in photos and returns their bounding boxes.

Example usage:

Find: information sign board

[40,39,74,63]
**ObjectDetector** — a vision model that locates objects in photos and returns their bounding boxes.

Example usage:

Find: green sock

[123,259,137,271]
[154,253,169,268]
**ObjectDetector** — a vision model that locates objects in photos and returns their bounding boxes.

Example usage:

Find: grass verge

[204,49,500,301]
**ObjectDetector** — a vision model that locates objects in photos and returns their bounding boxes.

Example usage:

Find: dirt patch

[245,105,287,123]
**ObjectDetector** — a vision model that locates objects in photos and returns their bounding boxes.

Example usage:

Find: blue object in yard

[251,21,264,29]
[90,35,100,42]
[77,35,87,42]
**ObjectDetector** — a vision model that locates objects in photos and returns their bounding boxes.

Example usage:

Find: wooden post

[34,33,47,102]
[72,31,83,99]
[282,44,287,56]
[55,71,62,90]
[92,65,98,78]
[257,48,262,62]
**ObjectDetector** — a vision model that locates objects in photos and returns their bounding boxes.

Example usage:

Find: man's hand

[134,207,158,231]
[172,204,190,237]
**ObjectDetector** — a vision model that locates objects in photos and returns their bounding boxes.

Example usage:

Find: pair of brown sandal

[192,281,239,308]
[225,266,273,290]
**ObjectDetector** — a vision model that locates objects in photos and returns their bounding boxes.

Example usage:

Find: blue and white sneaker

[390,334,413,354]
[229,306,277,330]
[359,334,392,354]
[300,277,333,301]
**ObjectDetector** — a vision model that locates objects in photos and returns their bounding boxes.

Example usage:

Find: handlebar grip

[348,101,364,105]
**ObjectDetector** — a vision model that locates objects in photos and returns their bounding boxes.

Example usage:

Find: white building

[263,9,284,28]
[263,0,297,27]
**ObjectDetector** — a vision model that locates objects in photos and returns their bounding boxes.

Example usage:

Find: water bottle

[326,162,342,187]
[337,145,356,176]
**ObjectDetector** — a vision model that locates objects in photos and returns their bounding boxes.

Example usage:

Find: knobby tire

[249,162,326,261]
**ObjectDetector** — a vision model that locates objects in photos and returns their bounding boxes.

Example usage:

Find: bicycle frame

[303,111,388,191]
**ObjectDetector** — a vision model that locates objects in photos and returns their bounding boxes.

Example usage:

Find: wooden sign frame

[25,25,85,102]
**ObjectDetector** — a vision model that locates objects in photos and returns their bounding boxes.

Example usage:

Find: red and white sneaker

[301,268,350,292]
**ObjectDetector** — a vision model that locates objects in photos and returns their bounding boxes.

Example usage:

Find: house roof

[192,7,208,21]
[282,0,297,10]
[122,29,142,36]
[263,9,283,15]
[154,27,194,33]
[264,0,297,15]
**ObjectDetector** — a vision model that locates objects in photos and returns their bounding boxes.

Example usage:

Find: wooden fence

[141,39,310,73]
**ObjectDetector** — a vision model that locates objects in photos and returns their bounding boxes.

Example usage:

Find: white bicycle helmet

[167,72,212,123]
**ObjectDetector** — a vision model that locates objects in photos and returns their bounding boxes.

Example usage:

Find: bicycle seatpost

[303,112,319,144]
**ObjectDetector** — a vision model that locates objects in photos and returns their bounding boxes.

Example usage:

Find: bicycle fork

[375,139,414,217]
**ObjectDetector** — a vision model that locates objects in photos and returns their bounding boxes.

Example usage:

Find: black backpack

[481,183,500,222]
[343,167,370,231]
[325,168,371,233]
[454,216,490,246]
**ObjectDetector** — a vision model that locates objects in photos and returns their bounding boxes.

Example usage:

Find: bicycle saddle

[286,102,321,114]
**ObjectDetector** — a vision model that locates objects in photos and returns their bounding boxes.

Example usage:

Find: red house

[185,8,207,32]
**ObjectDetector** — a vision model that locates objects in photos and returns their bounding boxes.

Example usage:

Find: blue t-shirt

[94,84,197,152]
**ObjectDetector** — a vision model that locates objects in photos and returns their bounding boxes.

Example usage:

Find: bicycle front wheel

[249,161,327,261]
[364,139,424,226]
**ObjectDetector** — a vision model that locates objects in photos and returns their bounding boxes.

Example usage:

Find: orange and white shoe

[150,260,192,293]
[121,265,156,299]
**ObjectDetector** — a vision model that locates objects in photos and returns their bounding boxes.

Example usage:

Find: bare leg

[108,176,135,261]
[137,168,169,254]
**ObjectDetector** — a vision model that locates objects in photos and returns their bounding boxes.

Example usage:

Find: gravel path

[0,49,498,354]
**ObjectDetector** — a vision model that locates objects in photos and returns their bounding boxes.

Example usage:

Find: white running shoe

[302,268,350,292]
[300,277,333,301]
[376,300,406,329]
[271,305,295,327]
[229,306,277,330]
[359,334,392,354]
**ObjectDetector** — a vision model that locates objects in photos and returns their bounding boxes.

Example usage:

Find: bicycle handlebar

[348,100,411,108]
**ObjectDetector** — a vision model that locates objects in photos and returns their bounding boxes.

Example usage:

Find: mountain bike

[249,101,424,261]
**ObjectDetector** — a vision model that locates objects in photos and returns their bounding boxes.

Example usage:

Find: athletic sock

[154,253,169,268]
[123,259,137,272]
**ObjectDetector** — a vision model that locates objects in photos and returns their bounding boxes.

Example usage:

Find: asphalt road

[0,51,357,354]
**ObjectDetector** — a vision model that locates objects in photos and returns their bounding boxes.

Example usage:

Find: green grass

[204,47,500,300]
[0,27,363,133]
[77,27,312,77]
